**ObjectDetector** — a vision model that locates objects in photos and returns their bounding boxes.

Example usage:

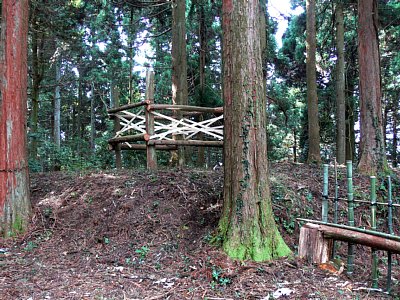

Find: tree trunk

[30,13,44,160]
[171,0,188,168]
[196,5,206,168]
[345,51,357,162]
[54,55,61,150]
[53,53,61,171]
[217,0,291,261]
[90,83,96,154]
[128,8,134,104]
[111,83,122,169]
[391,95,398,167]
[306,0,321,164]
[0,0,31,236]
[357,0,388,174]
[335,3,346,165]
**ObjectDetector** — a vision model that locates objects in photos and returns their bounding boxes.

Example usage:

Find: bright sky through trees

[268,0,304,47]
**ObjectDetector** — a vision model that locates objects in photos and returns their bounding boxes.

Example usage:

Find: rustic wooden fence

[107,70,223,169]
[299,161,400,293]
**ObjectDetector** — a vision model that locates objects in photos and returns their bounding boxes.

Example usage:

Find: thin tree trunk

[0,0,31,236]
[335,3,346,164]
[357,0,388,174]
[196,5,206,167]
[53,52,61,171]
[171,0,188,168]
[306,0,321,163]
[90,83,96,153]
[345,49,357,162]
[30,14,44,159]
[391,95,398,167]
[111,83,122,168]
[128,8,134,104]
[217,0,291,261]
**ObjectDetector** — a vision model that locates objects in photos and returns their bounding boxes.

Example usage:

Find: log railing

[299,161,399,293]
[107,70,223,170]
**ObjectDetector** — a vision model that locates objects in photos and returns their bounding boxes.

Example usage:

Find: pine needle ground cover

[0,163,398,299]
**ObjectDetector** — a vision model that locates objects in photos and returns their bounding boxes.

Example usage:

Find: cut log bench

[298,220,400,264]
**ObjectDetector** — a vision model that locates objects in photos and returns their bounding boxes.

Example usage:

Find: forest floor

[1,161,399,299]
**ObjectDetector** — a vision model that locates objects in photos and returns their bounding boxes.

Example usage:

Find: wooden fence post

[145,69,157,170]
[112,85,122,169]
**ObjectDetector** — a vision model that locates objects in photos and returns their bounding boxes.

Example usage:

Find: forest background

[12,0,398,173]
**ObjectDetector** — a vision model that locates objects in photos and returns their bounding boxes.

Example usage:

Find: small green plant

[85,196,93,205]
[211,266,231,287]
[104,237,110,244]
[24,241,38,252]
[135,246,149,261]
[125,257,136,266]
[282,218,295,234]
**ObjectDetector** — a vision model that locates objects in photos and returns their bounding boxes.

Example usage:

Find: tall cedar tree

[306,0,321,163]
[217,0,291,260]
[357,0,388,174]
[0,0,31,236]
[171,0,188,167]
[335,2,346,165]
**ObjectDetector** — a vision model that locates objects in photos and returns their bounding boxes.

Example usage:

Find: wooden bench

[298,219,400,264]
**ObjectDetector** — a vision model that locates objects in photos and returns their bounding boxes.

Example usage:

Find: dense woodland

[0,2,392,170]
[1,0,400,297]
[0,0,394,173]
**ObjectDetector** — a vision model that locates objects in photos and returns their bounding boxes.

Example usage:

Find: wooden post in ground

[112,86,122,169]
[298,223,333,263]
[145,69,157,170]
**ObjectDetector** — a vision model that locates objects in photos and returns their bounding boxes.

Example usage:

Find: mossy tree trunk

[217,0,291,261]
[306,0,321,164]
[0,0,31,237]
[357,0,388,175]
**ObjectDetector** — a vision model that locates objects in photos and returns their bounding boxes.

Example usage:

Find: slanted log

[299,223,332,264]
[318,224,400,254]
[107,100,149,114]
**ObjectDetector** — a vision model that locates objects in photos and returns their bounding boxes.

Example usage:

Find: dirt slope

[0,162,398,299]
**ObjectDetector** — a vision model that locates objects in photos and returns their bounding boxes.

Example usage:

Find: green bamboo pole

[387,176,393,293]
[370,176,378,288]
[322,164,329,223]
[346,160,355,275]
[333,159,339,258]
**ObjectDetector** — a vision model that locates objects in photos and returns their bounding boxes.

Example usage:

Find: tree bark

[335,3,346,165]
[53,52,62,171]
[171,0,188,168]
[217,0,291,261]
[392,95,398,167]
[90,83,95,154]
[54,54,61,150]
[0,0,31,236]
[196,5,206,168]
[357,0,388,174]
[30,11,45,159]
[306,0,321,163]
